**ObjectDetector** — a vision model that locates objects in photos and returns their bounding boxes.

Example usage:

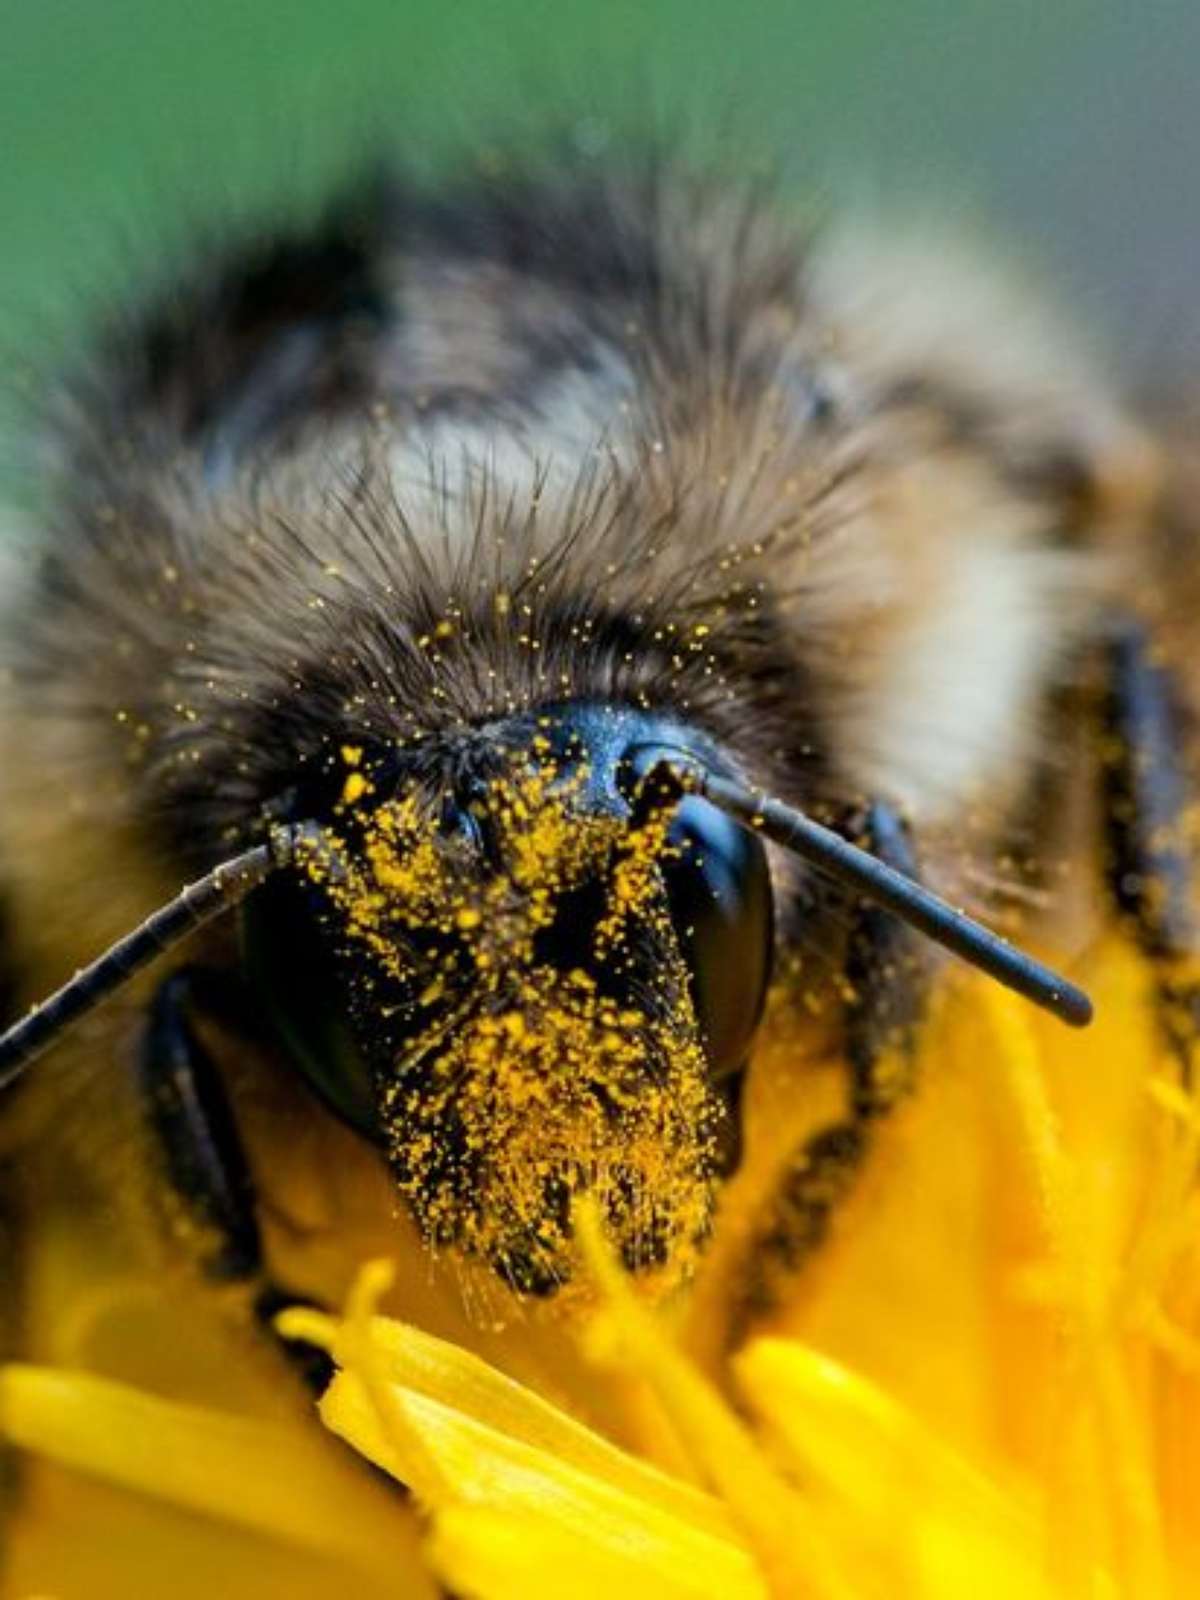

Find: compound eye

[239,877,379,1140]
[622,746,774,1079]
[664,792,774,1077]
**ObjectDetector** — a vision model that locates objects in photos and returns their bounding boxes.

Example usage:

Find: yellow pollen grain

[343,772,370,805]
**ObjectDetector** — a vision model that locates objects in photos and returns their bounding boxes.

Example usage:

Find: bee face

[238,700,773,1292]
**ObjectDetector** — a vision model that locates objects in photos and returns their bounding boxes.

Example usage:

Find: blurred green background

[2,1,1198,379]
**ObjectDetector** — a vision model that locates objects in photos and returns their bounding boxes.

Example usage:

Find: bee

[0,137,1192,1429]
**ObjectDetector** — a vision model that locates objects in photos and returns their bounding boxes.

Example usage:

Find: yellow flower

[3,932,1199,1597]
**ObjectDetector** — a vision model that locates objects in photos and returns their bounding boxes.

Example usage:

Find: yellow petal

[319,1367,765,1597]
[429,1504,749,1600]
[0,1361,432,1591]
[735,1338,1051,1598]
[315,1306,720,1533]
[575,1200,856,1600]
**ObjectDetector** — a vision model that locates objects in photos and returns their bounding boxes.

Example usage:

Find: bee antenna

[0,762,1093,1092]
[639,756,1093,1029]
[0,822,323,1091]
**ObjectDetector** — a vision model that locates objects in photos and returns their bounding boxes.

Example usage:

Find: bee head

[242,700,774,1295]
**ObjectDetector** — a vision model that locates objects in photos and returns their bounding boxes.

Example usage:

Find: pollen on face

[299,759,722,1297]
[342,771,370,805]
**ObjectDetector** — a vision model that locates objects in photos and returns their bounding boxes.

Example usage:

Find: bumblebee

[0,139,1194,1476]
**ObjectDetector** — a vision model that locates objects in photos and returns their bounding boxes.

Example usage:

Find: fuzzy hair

[0,149,1159,978]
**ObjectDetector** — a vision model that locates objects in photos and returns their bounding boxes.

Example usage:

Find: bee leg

[140,969,333,1389]
[140,968,263,1281]
[1101,619,1200,1079]
[843,803,929,1123]
[735,803,927,1331]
